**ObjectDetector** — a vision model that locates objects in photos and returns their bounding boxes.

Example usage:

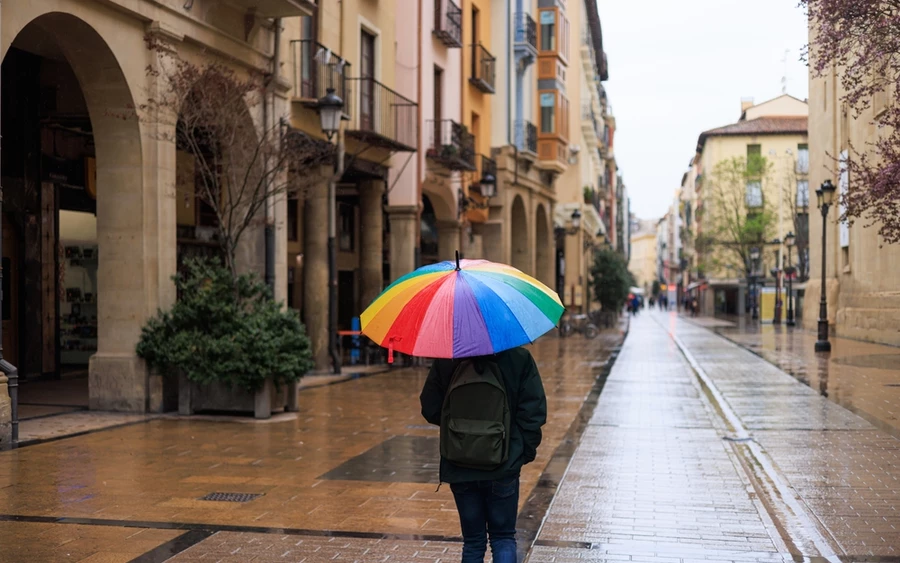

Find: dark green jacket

[420,347,547,484]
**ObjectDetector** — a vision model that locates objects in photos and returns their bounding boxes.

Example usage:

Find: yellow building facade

[683,95,809,317]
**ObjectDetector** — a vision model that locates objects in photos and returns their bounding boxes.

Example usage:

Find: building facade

[805,52,900,346]
[681,95,809,318]
[629,219,658,296]
[0,0,313,418]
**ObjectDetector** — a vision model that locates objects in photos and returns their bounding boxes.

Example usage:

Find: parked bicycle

[559,313,599,339]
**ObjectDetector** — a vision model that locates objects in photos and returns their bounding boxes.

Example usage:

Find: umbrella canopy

[361,257,564,359]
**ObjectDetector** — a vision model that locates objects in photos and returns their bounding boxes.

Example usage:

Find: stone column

[304,176,330,372]
[359,181,385,310]
[437,220,462,263]
[0,373,10,449]
[387,205,419,281]
[481,221,503,264]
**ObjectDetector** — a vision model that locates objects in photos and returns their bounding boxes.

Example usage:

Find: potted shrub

[136,258,314,418]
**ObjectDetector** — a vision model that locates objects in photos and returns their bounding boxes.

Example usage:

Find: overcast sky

[598,0,810,220]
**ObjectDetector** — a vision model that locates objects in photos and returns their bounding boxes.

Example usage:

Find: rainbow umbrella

[361,254,564,359]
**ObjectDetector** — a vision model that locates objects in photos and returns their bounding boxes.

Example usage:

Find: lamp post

[784,231,796,326]
[771,238,782,325]
[749,246,761,320]
[318,88,344,374]
[815,179,836,353]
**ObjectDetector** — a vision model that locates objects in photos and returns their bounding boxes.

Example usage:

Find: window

[559,94,569,139]
[796,143,809,174]
[539,10,555,51]
[339,201,355,252]
[540,92,555,134]
[288,196,299,241]
[746,180,763,208]
[360,30,376,131]
[434,66,443,123]
[796,180,809,207]
[746,144,762,176]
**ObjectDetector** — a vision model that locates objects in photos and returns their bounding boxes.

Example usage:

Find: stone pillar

[437,220,462,262]
[359,181,385,310]
[387,205,419,281]
[481,221,503,264]
[0,373,10,449]
[304,176,330,372]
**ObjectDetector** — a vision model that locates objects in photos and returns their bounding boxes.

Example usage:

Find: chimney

[741,97,755,114]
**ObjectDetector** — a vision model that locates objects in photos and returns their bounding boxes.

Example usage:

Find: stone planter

[177,373,298,419]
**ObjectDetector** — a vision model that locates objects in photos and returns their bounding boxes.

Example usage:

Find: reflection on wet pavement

[710,320,900,438]
[529,315,789,562]
[0,330,625,562]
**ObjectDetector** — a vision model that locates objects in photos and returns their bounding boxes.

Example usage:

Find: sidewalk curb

[521,317,630,562]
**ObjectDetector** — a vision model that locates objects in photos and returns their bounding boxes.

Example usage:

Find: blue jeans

[450,475,519,563]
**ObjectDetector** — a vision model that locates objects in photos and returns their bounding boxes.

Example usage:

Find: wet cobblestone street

[2,315,899,562]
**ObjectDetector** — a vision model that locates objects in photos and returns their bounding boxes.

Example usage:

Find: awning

[686,280,708,292]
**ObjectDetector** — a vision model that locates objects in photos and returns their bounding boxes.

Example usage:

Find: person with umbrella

[361,254,557,563]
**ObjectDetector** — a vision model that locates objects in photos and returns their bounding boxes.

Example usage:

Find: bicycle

[559,313,599,339]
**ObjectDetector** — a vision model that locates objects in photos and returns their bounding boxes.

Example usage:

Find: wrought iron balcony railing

[475,153,497,187]
[434,0,462,48]
[426,119,476,170]
[469,43,496,94]
[291,40,350,115]
[514,120,538,154]
[514,12,538,52]
[345,77,417,152]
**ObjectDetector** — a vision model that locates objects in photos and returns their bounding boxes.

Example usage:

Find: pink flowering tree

[803,0,900,243]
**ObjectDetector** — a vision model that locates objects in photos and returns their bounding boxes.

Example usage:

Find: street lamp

[554,208,584,312]
[749,246,761,320]
[318,88,343,141]
[318,87,345,374]
[784,231,796,326]
[815,179,836,352]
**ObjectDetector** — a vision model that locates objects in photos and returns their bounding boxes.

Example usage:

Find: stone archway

[535,204,552,286]
[510,195,531,274]
[3,10,149,411]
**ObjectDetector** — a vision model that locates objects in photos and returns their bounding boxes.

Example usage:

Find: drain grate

[199,492,263,503]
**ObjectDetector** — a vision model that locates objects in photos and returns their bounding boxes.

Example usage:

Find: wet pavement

[702,318,900,438]
[0,329,624,562]
[3,315,900,562]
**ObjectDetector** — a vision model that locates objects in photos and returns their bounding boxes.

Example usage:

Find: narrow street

[2,315,899,562]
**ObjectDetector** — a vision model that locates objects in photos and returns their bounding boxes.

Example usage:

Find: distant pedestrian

[691,297,699,317]
[631,295,640,316]
[649,297,655,308]
[420,349,547,563]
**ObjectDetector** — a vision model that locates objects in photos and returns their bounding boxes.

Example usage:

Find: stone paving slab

[670,316,900,558]
[166,532,463,562]
[0,521,180,563]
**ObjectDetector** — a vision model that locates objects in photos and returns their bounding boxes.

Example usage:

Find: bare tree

[696,156,776,278]
[138,42,341,277]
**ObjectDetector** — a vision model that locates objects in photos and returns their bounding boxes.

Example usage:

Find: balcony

[514,120,538,155]
[291,40,350,114]
[345,77,417,152]
[514,12,538,66]
[469,43,496,94]
[537,138,567,173]
[434,0,463,48]
[426,119,476,170]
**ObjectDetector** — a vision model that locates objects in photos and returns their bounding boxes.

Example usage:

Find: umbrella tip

[455,250,461,271]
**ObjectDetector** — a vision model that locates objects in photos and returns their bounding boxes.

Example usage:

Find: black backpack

[440,359,511,470]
